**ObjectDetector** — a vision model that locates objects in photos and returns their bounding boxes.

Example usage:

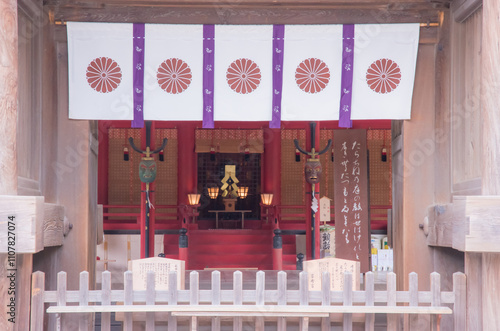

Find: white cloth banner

[67,23,419,122]
[214,25,273,121]
[351,24,419,120]
[281,25,343,121]
[67,22,133,120]
[144,24,203,121]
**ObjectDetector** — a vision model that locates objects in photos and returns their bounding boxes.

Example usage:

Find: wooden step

[189,244,272,255]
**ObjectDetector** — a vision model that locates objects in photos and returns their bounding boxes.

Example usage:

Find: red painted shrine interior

[98,119,392,267]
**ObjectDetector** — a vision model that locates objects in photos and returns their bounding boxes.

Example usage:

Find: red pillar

[273,229,283,270]
[263,128,281,206]
[178,228,189,269]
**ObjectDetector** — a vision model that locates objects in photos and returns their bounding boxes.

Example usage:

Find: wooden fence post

[386,272,397,331]
[168,271,178,331]
[409,272,419,329]
[189,271,199,331]
[299,271,309,331]
[233,271,243,331]
[211,271,221,331]
[277,271,287,331]
[453,272,466,331]
[56,271,67,330]
[79,271,89,331]
[321,272,331,331]
[343,272,353,331]
[255,271,265,331]
[101,271,111,331]
[124,271,133,331]
[430,272,441,331]
[146,271,156,331]
[364,272,375,331]
[30,271,45,331]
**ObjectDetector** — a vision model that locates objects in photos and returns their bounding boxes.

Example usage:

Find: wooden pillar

[0,1,19,330]
[0,0,18,193]
[480,2,500,329]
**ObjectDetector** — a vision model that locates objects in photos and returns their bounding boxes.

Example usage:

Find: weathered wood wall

[398,43,436,293]
[450,8,483,194]
[479,0,500,329]
[0,1,20,330]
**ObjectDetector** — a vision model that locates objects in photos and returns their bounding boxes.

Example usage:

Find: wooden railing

[31,270,466,331]
[103,204,179,231]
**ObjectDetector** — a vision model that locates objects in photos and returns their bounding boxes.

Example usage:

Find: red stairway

[186,229,274,270]
[281,233,299,270]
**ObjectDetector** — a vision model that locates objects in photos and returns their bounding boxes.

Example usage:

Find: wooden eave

[45,0,449,24]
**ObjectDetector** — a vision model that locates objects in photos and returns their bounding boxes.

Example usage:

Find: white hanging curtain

[67,22,419,125]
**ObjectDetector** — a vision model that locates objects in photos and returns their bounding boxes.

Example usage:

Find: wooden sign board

[320,228,335,257]
[303,257,360,291]
[320,196,331,223]
[130,257,185,291]
[333,129,370,272]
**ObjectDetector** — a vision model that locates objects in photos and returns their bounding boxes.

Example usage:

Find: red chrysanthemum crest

[226,58,261,94]
[86,57,122,93]
[295,58,330,94]
[157,58,192,94]
[366,59,401,94]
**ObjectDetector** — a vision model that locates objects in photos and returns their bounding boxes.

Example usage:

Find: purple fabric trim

[270,25,285,129]
[203,25,215,129]
[339,24,355,128]
[132,23,145,128]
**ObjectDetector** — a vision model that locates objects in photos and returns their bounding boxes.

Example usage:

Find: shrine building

[1,0,500,330]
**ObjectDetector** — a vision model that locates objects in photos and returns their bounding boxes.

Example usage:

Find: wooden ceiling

[45,0,449,24]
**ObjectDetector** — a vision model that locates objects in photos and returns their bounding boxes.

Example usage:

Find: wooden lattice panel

[281,130,306,207]
[108,128,142,206]
[154,129,178,206]
[195,129,264,153]
[367,130,392,206]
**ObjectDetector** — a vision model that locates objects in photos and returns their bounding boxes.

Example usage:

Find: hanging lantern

[295,148,300,162]
[159,149,164,162]
[381,147,387,162]
[123,147,129,161]
[331,148,334,162]
[210,146,215,161]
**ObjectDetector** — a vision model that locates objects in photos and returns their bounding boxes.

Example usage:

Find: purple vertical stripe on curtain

[203,25,215,129]
[270,24,285,129]
[339,24,355,128]
[132,23,145,128]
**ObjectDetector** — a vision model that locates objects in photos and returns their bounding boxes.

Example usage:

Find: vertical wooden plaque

[333,130,370,272]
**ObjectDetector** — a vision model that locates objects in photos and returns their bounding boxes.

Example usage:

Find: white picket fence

[30,270,466,331]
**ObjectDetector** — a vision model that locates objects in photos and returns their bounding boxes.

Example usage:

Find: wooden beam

[451,0,482,22]
[47,5,442,24]
[0,195,44,253]
[426,196,500,253]
[43,203,65,247]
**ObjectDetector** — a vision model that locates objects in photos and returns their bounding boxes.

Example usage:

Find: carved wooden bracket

[43,203,66,247]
